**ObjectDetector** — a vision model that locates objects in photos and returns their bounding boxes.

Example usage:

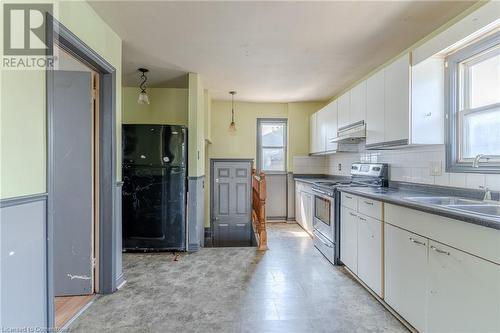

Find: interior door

[212,161,252,246]
[53,71,93,296]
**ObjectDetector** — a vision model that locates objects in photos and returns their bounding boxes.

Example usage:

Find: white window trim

[445,31,500,174]
[256,118,288,174]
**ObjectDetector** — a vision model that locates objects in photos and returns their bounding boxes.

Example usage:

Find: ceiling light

[228,91,237,133]
[137,68,150,104]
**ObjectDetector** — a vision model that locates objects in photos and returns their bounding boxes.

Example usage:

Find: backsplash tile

[325,144,500,191]
[293,156,327,174]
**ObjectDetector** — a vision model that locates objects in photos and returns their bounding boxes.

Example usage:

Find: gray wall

[187,176,205,251]
[1,195,47,329]
[114,183,124,287]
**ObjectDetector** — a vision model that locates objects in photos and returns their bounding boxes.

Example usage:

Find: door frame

[46,16,117,328]
[209,158,253,246]
[256,118,288,220]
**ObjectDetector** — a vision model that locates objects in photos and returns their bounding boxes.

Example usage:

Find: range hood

[330,120,366,143]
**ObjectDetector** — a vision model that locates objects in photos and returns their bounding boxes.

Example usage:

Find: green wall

[204,100,325,227]
[208,100,324,171]
[122,87,188,125]
[0,0,122,199]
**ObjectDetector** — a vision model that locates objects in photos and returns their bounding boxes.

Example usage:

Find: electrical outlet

[338,163,342,171]
[430,161,442,176]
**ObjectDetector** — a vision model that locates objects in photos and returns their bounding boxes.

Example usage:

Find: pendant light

[228,91,237,133]
[137,68,150,104]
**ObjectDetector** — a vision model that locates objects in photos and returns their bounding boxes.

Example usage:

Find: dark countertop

[338,186,500,230]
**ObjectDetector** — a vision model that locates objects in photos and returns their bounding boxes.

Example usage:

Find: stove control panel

[351,163,388,178]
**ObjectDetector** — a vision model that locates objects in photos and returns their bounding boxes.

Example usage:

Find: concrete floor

[69,223,407,332]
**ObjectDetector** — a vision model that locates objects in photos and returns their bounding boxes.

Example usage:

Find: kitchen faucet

[472,154,500,168]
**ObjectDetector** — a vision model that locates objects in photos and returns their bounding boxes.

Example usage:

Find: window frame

[256,118,288,174]
[445,31,500,174]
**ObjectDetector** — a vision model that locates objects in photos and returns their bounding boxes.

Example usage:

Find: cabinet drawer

[385,203,500,264]
[341,192,358,210]
[358,197,382,220]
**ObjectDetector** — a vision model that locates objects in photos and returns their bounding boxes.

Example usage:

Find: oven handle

[314,230,334,248]
[312,188,330,196]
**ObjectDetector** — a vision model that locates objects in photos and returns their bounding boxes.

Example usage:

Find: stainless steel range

[312,163,388,265]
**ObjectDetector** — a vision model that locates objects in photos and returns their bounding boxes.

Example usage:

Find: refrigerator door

[122,165,186,250]
[122,124,187,167]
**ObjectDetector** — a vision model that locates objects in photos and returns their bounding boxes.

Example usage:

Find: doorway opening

[51,44,99,329]
[256,119,288,221]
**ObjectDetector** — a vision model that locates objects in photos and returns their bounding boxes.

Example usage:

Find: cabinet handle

[236,223,246,227]
[345,195,353,199]
[358,216,367,222]
[424,112,432,117]
[349,212,357,217]
[430,245,450,255]
[219,223,229,227]
[409,237,426,246]
[364,201,374,206]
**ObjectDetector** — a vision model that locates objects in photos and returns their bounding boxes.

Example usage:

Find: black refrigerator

[122,124,187,251]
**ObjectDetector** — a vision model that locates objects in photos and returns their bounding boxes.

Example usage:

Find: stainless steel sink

[404,196,500,218]
[447,204,500,217]
[405,196,483,206]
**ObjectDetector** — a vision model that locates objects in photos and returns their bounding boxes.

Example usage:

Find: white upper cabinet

[366,70,385,146]
[411,57,444,145]
[316,107,328,153]
[309,112,319,154]
[384,53,410,144]
[337,91,351,129]
[350,81,367,125]
[325,100,338,152]
[365,52,444,148]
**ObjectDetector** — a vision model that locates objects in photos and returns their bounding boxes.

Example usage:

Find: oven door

[313,192,334,242]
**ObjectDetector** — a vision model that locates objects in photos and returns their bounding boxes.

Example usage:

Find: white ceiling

[89,1,475,102]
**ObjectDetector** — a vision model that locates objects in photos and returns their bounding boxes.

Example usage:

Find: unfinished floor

[68,223,407,332]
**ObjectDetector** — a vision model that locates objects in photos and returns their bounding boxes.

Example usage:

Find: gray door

[212,160,252,247]
[53,71,93,296]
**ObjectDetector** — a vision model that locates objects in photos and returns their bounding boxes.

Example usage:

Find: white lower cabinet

[295,182,313,236]
[301,191,313,234]
[427,240,500,333]
[340,207,358,274]
[385,223,427,333]
[357,215,382,296]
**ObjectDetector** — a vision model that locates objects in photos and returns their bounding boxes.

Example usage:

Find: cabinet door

[302,192,313,234]
[295,188,302,226]
[357,215,382,296]
[385,223,427,333]
[366,70,385,146]
[325,100,338,152]
[411,57,444,145]
[316,107,328,153]
[340,207,358,274]
[350,81,367,124]
[337,91,351,129]
[309,113,318,154]
[427,240,500,333]
[384,53,410,143]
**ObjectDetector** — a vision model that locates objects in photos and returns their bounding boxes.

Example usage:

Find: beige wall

[0,0,122,199]
[122,87,188,125]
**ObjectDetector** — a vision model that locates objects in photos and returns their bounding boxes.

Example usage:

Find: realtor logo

[3,3,53,56]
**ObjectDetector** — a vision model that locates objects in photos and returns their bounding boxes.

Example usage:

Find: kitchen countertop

[338,186,500,230]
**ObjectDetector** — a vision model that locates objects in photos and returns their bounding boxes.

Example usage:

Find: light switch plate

[430,161,442,176]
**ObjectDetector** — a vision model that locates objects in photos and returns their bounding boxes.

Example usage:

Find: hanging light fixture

[228,91,237,133]
[137,68,150,104]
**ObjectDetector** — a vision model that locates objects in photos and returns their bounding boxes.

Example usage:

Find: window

[257,119,287,172]
[446,32,500,173]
